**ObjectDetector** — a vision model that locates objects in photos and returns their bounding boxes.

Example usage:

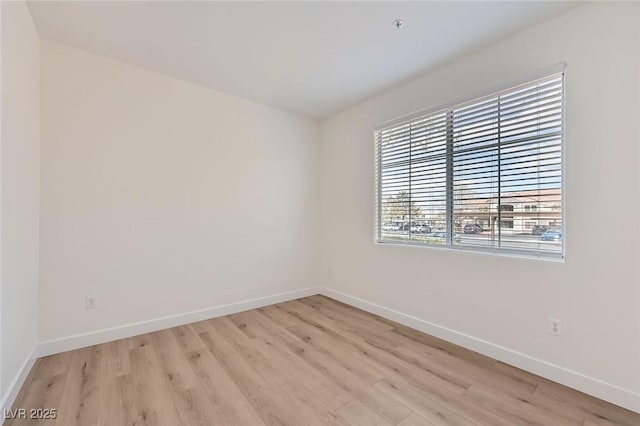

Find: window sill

[375,239,565,263]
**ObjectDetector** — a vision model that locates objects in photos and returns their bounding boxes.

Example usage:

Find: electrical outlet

[549,318,561,336]
[86,295,97,310]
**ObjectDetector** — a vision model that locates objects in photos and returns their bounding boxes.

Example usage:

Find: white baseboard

[1,345,37,418]
[319,287,640,414]
[38,286,322,357]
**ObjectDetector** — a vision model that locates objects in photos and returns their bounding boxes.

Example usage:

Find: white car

[382,222,402,231]
[410,222,430,233]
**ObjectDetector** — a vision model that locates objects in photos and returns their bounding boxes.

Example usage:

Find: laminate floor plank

[54,345,102,426]
[198,319,309,426]
[397,412,435,426]
[209,316,348,426]
[5,352,72,426]
[464,383,583,425]
[97,341,128,426]
[532,382,640,426]
[335,399,392,426]
[232,309,355,410]
[126,344,182,426]
[147,329,198,392]
[7,295,638,425]
[177,330,265,426]
[375,377,479,426]
[257,306,414,424]
[393,346,536,400]
[282,300,468,396]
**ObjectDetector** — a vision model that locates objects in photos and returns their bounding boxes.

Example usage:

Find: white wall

[39,41,320,343]
[0,0,40,402]
[320,1,639,408]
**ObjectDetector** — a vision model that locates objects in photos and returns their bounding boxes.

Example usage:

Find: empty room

[1,0,639,424]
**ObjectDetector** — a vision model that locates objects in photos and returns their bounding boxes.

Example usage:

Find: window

[375,72,564,259]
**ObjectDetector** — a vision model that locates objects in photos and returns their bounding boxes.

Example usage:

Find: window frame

[374,66,566,261]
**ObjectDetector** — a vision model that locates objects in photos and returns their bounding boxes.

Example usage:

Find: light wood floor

[8,295,639,425]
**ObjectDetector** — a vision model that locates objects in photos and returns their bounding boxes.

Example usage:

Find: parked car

[410,222,431,234]
[531,225,549,235]
[382,222,402,232]
[541,229,562,242]
[429,231,462,243]
[463,224,483,234]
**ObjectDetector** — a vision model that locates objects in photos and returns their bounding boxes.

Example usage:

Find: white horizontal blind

[377,112,448,245]
[375,73,564,259]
